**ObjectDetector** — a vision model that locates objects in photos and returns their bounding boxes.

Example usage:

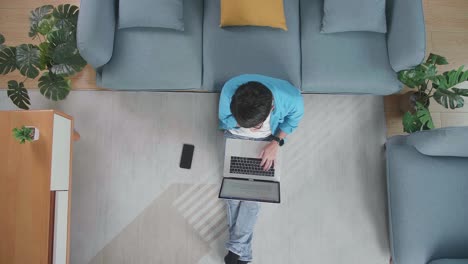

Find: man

[218,74,304,264]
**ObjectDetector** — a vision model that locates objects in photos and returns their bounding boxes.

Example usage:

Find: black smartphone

[179,144,195,169]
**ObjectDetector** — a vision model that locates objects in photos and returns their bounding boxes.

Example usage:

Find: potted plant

[0,4,86,110]
[397,53,468,133]
[12,126,40,144]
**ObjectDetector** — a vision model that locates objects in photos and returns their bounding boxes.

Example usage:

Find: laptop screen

[219,178,280,203]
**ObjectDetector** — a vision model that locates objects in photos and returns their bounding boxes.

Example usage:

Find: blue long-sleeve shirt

[218,74,304,136]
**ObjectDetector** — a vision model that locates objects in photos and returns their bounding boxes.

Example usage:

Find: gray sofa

[386,127,468,264]
[77,0,425,94]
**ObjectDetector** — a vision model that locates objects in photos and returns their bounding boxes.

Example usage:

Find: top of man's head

[230,81,273,128]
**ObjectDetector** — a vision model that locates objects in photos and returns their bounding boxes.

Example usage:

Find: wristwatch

[272,136,285,146]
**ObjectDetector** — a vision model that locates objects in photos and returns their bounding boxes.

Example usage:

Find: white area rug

[0,91,389,264]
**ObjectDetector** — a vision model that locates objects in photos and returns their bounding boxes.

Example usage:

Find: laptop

[218,138,281,204]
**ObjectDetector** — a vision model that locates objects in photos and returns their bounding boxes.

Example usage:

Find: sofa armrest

[77,0,116,69]
[429,259,468,264]
[406,126,468,157]
[386,0,426,72]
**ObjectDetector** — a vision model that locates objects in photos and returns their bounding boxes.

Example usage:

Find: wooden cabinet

[0,110,75,264]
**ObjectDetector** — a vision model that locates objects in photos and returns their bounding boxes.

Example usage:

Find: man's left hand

[259,141,279,171]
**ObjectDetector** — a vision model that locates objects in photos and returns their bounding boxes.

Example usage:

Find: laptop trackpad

[219,178,280,203]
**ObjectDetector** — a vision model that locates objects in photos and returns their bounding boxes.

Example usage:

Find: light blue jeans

[223,130,273,262]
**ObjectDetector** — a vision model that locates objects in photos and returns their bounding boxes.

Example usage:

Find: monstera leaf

[0,33,5,50]
[430,66,468,109]
[426,53,449,65]
[7,80,30,110]
[16,44,41,78]
[37,17,56,36]
[452,88,468,97]
[402,102,434,133]
[432,66,468,89]
[402,111,420,133]
[0,46,16,74]
[398,69,423,88]
[39,72,71,101]
[433,89,465,109]
[419,63,437,77]
[52,4,79,32]
[415,102,434,130]
[38,42,52,70]
[29,5,53,38]
[398,62,438,91]
[47,28,74,48]
[51,43,86,76]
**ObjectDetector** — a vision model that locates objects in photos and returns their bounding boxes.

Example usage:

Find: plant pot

[399,91,430,114]
[25,126,40,141]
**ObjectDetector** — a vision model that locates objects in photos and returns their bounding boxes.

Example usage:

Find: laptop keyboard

[230,156,275,177]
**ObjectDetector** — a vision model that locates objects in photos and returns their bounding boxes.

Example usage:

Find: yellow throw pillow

[220,0,288,31]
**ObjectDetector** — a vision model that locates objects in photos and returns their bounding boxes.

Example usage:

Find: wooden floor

[0,0,467,136]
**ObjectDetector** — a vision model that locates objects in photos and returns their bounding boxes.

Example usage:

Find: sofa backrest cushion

[321,0,387,33]
[429,259,468,264]
[118,0,184,31]
[407,127,468,158]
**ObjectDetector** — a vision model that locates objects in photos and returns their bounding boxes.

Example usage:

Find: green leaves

[52,4,79,32]
[398,69,426,88]
[46,24,85,76]
[7,80,31,110]
[51,43,86,76]
[402,102,434,133]
[29,4,79,38]
[29,4,79,39]
[429,66,468,109]
[12,126,34,144]
[433,88,465,109]
[398,53,468,132]
[1,4,85,110]
[432,66,468,89]
[16,44,41,78]
[398,53,449,89]
[426,53,449,65]
[39,72,71,101]
[452,88,468,97]
[0,33,5,50]
[37,17,56,36]
[398,63,437,90]
[0,47,17,74]
[402,112,419,133]
[47,28,74,48]
[29,5,53,38]
[0,33,16,74]
[38,42,52,70]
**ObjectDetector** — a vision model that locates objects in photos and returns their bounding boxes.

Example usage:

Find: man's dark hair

[230,81,273,128]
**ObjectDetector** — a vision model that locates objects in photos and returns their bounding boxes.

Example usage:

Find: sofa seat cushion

[202,0,301,91]
[386,144,468,264]
[301,0,401,95]
[100,0,202,90]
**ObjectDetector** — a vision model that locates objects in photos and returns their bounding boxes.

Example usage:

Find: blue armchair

[386,127,468,264]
